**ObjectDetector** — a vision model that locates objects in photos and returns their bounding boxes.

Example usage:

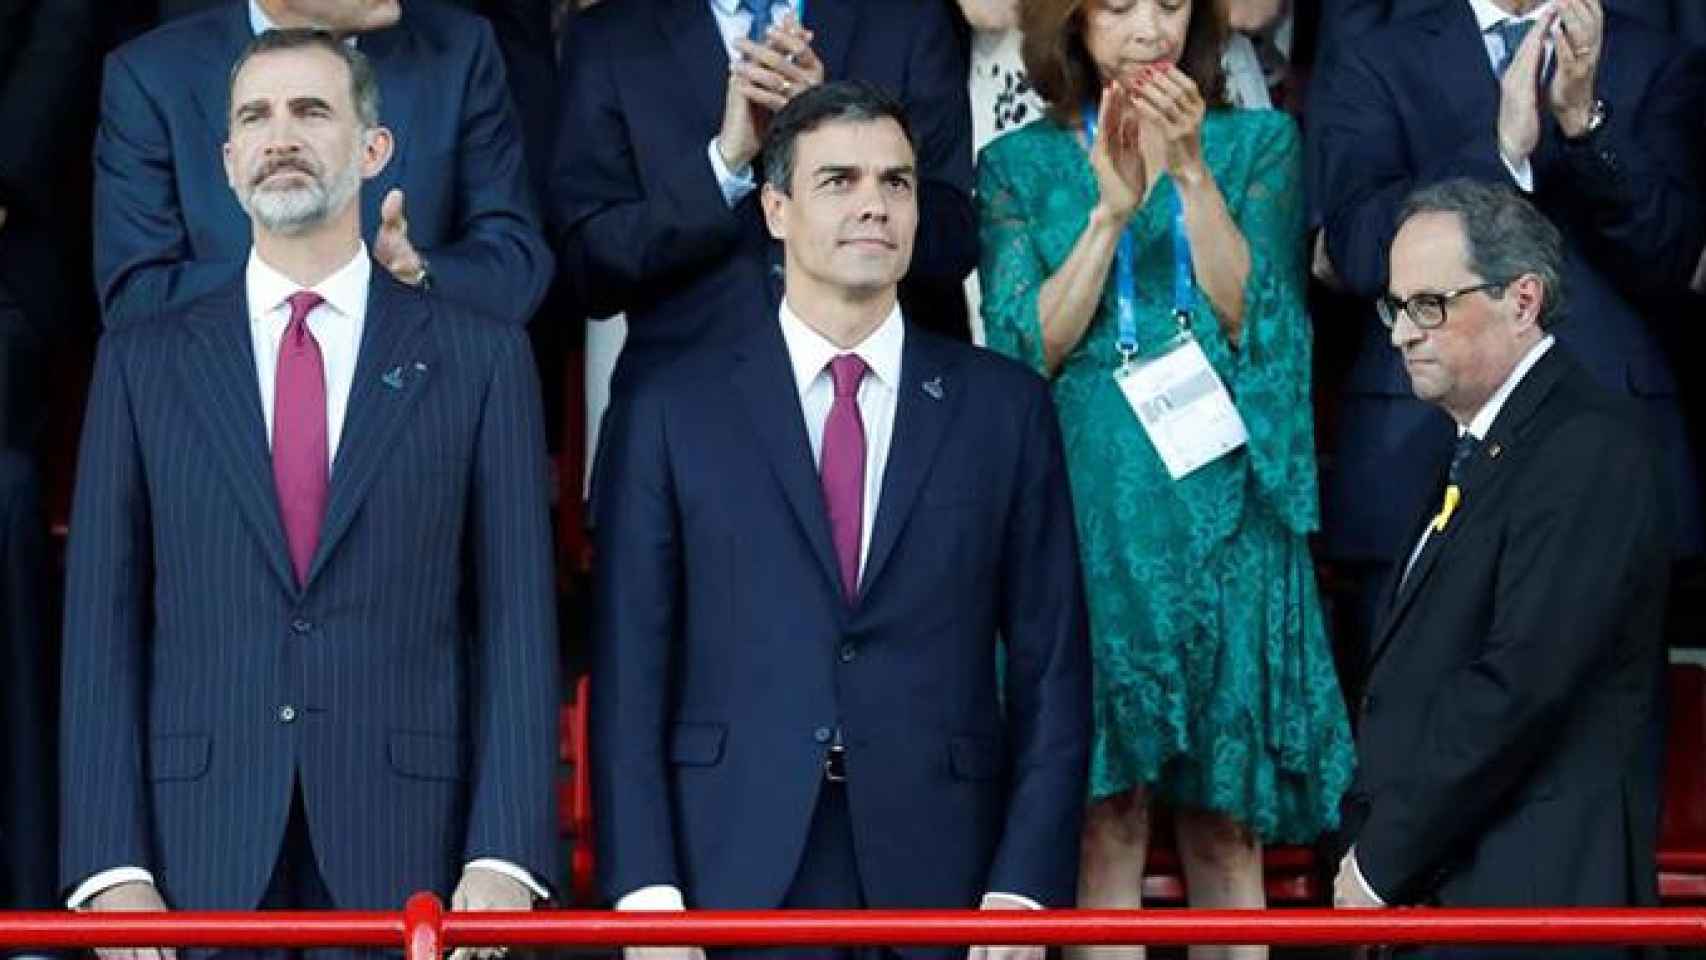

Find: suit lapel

[803,0,857,84]
[1419,1,1502,134]
[661,0,735,134]
[186,3,256,138]
[730,321,846,604]
[178,281,299,595]
[1367,347,1571,672]
[303,275,436,585]
[858,331,960,602]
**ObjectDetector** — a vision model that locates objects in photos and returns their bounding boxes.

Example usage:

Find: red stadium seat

[1140,807,1322,903]
[558,674,596,905]
[1660,662,1706,902]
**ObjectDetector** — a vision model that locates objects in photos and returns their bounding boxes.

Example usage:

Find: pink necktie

[273,290,328,588]
[820,354,868,603]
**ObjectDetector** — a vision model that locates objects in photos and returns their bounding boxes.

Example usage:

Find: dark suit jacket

[591,307,1090,914]
[1344,349,1667,945]
[1309,0,1706,561]
[93,0,552,329]
[552,0,977,396]
[0,451,53,911]
[60,271,560,910]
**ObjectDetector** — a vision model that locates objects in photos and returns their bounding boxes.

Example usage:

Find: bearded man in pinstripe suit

[60,30,559,954]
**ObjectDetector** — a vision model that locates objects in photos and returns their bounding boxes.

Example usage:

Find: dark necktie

[273,290,329,587]
[820,354,868,603]
[1432,432,1480,534]
[1495,18,1536,75]
[739,0,774,43]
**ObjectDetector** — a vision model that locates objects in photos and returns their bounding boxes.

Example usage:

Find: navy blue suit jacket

[60,272,560,910]
[552,0,977,396]
[93,0,552,329]
[591,312,1090,912]
[1309,0,1706,560]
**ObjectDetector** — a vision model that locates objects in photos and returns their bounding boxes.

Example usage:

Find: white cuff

[1347,849,1387,906]
[981,891,1045,910]
[67,867,155,910]
[708,138,758,208]
[1500,151,1535,193]
[464,858,551,902]
[616,884,687,911]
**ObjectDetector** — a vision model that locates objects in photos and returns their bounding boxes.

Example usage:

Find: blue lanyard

[1082,108,1196,362]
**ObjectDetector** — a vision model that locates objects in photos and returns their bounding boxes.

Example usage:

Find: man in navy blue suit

[62,30,558,952]
[553,0,977,401]
[591,82,1090,960]
[1308,0,1706,668]
[93,0,552,330]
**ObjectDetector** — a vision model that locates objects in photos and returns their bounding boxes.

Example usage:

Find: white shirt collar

[1463,334,1555,440]
[249,0,360,44]
[1468,0,1553,33]
[707,0,743,17]
[777,298,905,396]
[245,242,372,325]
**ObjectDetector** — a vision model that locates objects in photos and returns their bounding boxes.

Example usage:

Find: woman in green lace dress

[977,0,1352,952]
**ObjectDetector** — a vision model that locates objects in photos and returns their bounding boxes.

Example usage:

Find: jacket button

[278,705,298,723]
[813,726,832,744]
[291,619,313,635]
[839,643,857,663]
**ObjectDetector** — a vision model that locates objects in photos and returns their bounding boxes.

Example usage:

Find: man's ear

[360,125,395,180]
[1511,273,1544,331]
[761,181,789,241]
[222,141,239,192]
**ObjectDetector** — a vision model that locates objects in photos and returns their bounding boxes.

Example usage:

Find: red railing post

[403,893,444,960]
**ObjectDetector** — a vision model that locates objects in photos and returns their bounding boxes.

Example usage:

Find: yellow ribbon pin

[1432,484,1462,533]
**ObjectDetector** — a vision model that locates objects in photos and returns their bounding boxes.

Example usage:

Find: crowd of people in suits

[1,1,1704,959]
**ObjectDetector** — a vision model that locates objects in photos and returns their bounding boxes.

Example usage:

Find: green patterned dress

[977,110,1353,843]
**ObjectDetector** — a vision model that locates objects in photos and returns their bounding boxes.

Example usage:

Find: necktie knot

[1448,432,1481,485]
[829,354,868,400]
[740,0,776,41]
[1495,18,1536,73]
[285,291,324,344]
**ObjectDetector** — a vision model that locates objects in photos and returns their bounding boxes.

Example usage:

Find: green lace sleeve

[976,139,1052,375]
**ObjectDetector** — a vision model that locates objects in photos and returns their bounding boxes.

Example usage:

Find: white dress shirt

[1362,333,1556,905]
[1470,0,1558,192]
[705,0,804,207]
[617,302,1040,914]
[67,243,547,909]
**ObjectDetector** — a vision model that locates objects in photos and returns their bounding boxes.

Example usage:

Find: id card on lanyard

[1084,109,1248,480]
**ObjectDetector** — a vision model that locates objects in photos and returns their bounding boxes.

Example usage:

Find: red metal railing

[3,897,1706,958]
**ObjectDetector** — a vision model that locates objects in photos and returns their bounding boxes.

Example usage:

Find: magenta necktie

[273,290,329,588]
[820,354,868,603]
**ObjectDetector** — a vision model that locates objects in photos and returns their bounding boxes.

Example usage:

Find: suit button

[839,644,857,663]
[813,726,832,744]
[278,705,298,724]
[291,619,313,635]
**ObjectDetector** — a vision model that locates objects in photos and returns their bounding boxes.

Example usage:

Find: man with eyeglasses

[1328,179,1668,939]
[1306,0,1706,701]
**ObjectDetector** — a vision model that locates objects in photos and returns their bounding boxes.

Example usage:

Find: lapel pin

[1488,442,1503,459]
[922,376,944,401]
[382,365,405,390]
[413,361,428,373]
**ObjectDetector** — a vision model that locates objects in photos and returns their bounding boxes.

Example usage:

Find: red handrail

[1,896,1703,960]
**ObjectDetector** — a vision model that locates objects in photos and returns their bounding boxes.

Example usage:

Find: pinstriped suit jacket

[60,271,561,911]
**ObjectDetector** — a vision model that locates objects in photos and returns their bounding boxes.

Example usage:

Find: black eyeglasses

[1376,280,1510,330]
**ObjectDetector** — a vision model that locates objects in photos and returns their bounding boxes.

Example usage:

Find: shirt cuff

[1500,151,1535,193]
[981,891,1045,910]
[1347,848,1387,907]
[465,858,551,902]
[67,867,155,910]
[616,884,687,911]
[707,138,758,208]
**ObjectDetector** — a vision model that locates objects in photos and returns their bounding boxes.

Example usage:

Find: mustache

[251,157,319,187]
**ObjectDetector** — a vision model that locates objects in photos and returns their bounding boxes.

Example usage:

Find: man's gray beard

[244,154,362,236]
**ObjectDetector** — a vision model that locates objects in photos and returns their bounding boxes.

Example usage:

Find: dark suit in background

[0,451,53,914]
[93,0,552,328]
[1343,349,1668,957]
[592,312,1090,931]
[1309,1,1706,665]
[552,0,977,398]
[61,274,560,910]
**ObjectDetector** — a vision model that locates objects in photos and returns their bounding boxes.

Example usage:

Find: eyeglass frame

[1376,279,1514,330]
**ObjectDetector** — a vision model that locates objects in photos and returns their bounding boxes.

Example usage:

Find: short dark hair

[1398,178,1568,329]
[228,28,381,130]
[761,81,916,195]
[1022,0,1228,125]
